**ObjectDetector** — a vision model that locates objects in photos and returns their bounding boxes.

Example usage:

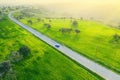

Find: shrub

[113,34,120,41]
[75,29,80,34]
[72,20,78,27]
[27,20,32,25]
[37,18,41,22]
[18,46,31,57]
[10,51,23,62]
[44,23,51,29]
[0,61,11,74]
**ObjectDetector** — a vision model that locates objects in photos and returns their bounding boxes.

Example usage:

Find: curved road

[8,12,120,80]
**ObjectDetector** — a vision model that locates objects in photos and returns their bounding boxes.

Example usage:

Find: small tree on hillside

[27,20,32,25]
[118,25,120,29]
[80,17,83,20]
[75,29,80,34]
[0,11,1,15]
[113,34,120,42]
[49,19,52,22]
[44,23,51,29]
[18,46,31,57]
[37,18,41,22]
[0,61,11,74]
[72,20,78,27]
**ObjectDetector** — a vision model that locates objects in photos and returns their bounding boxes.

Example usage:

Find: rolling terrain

[18,13,120,74]
[0,15,101,80]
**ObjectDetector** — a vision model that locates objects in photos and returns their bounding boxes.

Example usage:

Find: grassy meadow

[0,15,103,80]
[19,16,120,74]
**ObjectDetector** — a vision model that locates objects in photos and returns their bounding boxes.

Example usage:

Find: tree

[0,61,11,74]
[113,34,120,42]
[118,25,120,29]
[75,29,80,34]
[27,20,32,25]
[18,46,31,57]
[44,23,51,29]
[72,20,78,27]
[49,19,52,22]
[80,17,83,20]
[59,28,73,33]
[10,51,22,62]
[37,18,41,22]
[0,11,1,15]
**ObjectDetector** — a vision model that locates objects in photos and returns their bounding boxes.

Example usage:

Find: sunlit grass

[20,17,120,73]
[0,16,102,80]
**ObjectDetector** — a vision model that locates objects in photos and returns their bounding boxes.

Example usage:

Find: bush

[18,46,31,57]
[113,34,120,41]
[72,20,78,27]
[10,51,23,62]
[75,29,80,34]
[27,20,32,25]
[44,23,51,29]
[0,61,11,74]
[111,34,120,43]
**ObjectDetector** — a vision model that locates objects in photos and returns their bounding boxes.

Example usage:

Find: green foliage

[113,34,120,42]
[0,61,11,74]
[72,20,78,27]
[37,18,41,22]
[27,20,32,25]
[44,23,51,29]
[75,29,80,34]
[18,46,31,57]
[9,51,23,62]
[59,28,73,33]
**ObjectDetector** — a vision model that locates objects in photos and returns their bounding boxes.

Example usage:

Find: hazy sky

[0,0,120,5]
[0,0,120,26]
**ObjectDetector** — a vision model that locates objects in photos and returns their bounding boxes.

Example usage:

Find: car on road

[55,44,60,48]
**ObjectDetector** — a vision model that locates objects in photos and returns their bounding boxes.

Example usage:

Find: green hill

[20,16,120,74]
[0,16,102,80]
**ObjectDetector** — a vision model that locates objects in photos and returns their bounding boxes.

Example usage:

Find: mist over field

[1,0,120,80]
[41,3,120,27]
[0,0,120,27]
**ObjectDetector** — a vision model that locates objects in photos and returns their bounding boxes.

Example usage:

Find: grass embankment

[0,16,102,80]
[20,17,120,74]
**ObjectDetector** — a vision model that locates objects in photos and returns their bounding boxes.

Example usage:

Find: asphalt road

[8,12,120,80]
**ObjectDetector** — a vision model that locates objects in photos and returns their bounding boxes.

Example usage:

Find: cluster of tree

[15,10,34,20]
[9,45,31,63]
[44,23,51,29]
[59,28,80,34]
[59,28,73,33]
[20,11,34,18]
[0,45,31,79]
[15,15,24,20]
[61,17,66,19]
[37,18,45,22]
[0,10,6,20]
[118,25,120,29]
[0,61,11,78]
[45,17,51,19]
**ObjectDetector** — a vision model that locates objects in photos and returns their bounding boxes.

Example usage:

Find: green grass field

[0,16,103,80]
[19,16,120,74]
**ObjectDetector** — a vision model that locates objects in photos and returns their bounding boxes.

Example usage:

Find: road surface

[8,11,120,80]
